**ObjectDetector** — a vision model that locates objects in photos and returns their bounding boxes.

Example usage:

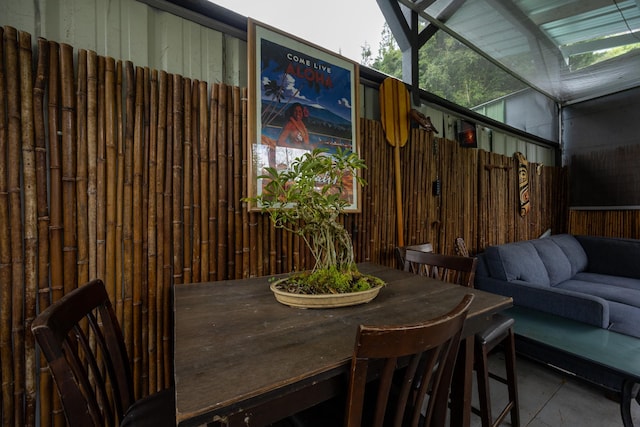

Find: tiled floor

[473,354,640,427]
[277,352,640,426]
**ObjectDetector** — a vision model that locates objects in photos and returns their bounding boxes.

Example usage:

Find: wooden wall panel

[569,210,640,239]
[0,29,570,426]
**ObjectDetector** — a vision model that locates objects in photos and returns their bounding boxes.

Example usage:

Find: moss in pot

[246,148,384,303]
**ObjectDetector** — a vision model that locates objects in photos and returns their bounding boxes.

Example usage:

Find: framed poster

[247,19,360,212]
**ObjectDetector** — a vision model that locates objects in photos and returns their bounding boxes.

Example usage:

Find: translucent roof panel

[398,0,640,104]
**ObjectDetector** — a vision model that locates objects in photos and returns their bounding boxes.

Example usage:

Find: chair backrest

[454,237,470,257]
[344,294,475,427]
[395,243,434,269]
[31,279,134,427]
[404,250,478,287]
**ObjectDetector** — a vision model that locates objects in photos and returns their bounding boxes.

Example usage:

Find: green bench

[507,306,640,427]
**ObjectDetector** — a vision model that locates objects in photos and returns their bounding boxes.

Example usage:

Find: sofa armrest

[475,277,610,329]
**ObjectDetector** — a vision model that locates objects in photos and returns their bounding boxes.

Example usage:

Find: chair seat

[120,388,176,427]
[476,314,515,346]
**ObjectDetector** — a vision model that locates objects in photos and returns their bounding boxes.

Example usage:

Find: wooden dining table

[173,262,512,427]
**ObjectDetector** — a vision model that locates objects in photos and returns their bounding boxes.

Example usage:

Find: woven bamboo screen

[1,27,568,426]
[569,210,640,239]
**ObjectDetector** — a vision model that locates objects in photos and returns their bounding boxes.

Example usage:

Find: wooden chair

[394,243,434,269]
[403,250,477,287]
[345,294,475,427]
[405,243,520,427]
[31,279,175,427]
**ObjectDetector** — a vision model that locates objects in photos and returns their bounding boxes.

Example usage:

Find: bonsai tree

[247,147,384,294]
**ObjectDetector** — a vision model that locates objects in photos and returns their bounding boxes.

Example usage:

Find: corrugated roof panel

[404,0,640,102]
[543,2,640,47]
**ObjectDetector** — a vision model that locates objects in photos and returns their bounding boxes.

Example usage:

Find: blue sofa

[475,234,640,339]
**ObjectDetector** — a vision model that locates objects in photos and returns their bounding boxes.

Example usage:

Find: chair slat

[32,280,177,426]
[345,294,474,427]
[403,250,478,287]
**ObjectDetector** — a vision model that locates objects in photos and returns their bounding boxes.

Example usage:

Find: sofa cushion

[548,234,588,275]
[555,279,640,309]
[574,272,640,292]
[530,238,572,285]
[484,241,550,286]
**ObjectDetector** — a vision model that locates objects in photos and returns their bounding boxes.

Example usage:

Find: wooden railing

[0,27,567,426]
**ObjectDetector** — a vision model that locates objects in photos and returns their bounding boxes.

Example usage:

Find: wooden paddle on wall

[379,77,410,247]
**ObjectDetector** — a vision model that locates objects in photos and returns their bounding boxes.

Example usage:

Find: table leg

[450,337,473,427]
[621,380,640,427]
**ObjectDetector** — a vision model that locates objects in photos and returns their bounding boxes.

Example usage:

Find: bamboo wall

[569,210,640,239]
[0,28,567,427]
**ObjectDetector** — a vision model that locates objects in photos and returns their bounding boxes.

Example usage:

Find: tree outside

[362,23,526,109]
[362,23,640,110]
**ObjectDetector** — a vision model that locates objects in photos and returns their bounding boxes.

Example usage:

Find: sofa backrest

[576,235,640,279]
[481,234,589,286]
[483,241,551,286]
[546,234,588,276]
[530,237,574,285]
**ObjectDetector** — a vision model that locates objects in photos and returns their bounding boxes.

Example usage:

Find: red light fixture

[457,120,477,148]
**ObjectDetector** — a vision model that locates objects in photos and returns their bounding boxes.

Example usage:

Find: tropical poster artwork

[250,23,359,211]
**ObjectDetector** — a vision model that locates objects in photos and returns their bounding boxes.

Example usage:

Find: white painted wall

[0,0,245,85]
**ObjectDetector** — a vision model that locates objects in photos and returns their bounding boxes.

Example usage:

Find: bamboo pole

[156,71,168,389]
[60,43,77,295]
[232,87,242,278]
[84,50,101,424]
[0,26,15,427]
[241,87,251,278]
[147,69,159,394]
[249,209,258,277]
[5,26,25,427]
[96,54,106,293]
[141,66,150,397]
[182,78,192,284]
[275,227,282,273]
[162,75,174,388]
[172,74,184,287]
[256,214,264,277]
[121,60,134,375]
[46,40,65,427]
[208,83,219,281]
[132,65,145,399]
[77,51,100,427]
[357,120,366,261]
[33,37,52,427]
[76,49,89,289]
[217,83,228,280]
[19,30,38,427]
[270,219,277,273]
[191,80,201,283]
[367,121,376,262]
[365,120,375,262]
[104,56,118,306]
[226,86,236,279]
[87,51,98,280]
[199,81,209,281]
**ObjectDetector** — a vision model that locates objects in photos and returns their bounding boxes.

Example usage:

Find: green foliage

[245,147,366,273]
[569,43,640,71]
[273,267,385,295]
[367,23,640,108]
[367,23,526,108]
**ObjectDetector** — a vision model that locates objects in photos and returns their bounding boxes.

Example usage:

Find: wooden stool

[454,237,519,427]
[473,313,520,427]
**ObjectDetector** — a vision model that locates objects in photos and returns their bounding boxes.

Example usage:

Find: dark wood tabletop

[173,262,512,427]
